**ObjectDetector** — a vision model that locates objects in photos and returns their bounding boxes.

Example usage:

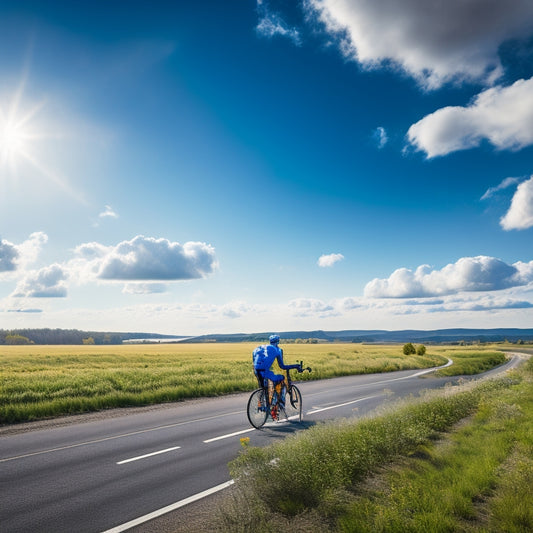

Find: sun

[0,114,31,168]
[0,81,86,202]
[0,86,42,173]
[0,78,88,204]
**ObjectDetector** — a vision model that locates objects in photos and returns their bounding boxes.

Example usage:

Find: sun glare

[0,114,30,167]
[0,85,42,173]
[0,80,85,203]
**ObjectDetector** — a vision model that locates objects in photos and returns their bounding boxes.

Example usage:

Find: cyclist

[252,334,302,409]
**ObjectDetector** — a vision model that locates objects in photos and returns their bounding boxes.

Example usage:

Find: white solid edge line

[101,479,235,533]
[116,446,181,465]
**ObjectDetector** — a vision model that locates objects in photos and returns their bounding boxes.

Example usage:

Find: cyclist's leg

[261,371,281,420]
[264,371,283,402]
[254,369,265,389]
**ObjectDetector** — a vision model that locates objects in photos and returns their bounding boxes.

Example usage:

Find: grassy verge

[219,358,532,532]
[0,344,503,424]
[434,350,507,376]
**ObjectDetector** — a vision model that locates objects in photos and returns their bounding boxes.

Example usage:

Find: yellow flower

[240,437,250,447]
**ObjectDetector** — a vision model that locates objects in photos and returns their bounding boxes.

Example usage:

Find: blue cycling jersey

[252,344,285,371]
[252,343,300,385]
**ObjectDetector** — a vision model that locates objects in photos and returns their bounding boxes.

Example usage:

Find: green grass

[218,359,532,533]
[435,350,507,376]
[0,343,504,424]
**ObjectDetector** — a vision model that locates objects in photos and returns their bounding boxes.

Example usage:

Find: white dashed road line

[116,446,181,465]
[306,394,380,415]
[203,427,255,443]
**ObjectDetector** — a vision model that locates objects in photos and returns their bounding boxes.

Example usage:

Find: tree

[416,344,426,355]
[5,334,32,345]
[403,342,416,355]
[83,337,95,345]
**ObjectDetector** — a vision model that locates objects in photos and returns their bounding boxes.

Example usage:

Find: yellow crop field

[0,343,503,424]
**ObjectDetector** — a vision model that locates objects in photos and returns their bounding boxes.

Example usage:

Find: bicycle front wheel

[247,389,268,428]
[283,385,302,422]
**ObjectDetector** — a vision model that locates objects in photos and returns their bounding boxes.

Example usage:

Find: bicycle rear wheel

[247,388,268,428]
[283,385,302,422]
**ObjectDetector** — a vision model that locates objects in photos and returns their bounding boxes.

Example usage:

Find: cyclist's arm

[276,350,302,371]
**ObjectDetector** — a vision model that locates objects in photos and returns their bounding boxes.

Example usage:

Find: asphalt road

[0,354,524,533]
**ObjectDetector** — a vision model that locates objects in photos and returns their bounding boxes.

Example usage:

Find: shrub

[417,345,426,356]
[403,343,416,355]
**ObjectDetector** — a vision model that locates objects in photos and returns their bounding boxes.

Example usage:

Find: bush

[417,345,426,356]
[403,343,416,355]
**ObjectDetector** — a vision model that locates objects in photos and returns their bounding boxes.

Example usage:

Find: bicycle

[247,361,312,429]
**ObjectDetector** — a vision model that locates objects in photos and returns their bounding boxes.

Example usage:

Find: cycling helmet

[269,334,280,344]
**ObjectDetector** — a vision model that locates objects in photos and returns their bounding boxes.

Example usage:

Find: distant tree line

[283,338,321,344]
[0,329,170,345]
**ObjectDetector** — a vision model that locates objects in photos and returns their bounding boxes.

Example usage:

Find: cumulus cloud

[256,0,301,45]
[317,252,344,267]
[0,238,18,272]
[500,176,533,230]
[0,232,48,278]
[96,236,217,281]
[306,0,533,89]
[0,233,218,307]
[481,176,521,200]
[407,77,533,157]
[70,235,218,282]
[364,256,533,298]
[12,264,68,298]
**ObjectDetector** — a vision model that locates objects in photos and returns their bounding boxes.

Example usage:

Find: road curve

[0,354,523,533]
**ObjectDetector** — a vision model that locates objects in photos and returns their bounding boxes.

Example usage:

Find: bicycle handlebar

[297,360,312,373]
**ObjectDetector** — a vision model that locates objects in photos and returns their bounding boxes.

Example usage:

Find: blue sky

[1,0,533,335]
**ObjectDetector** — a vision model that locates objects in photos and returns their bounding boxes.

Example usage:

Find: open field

[0,343,505,424]
[220,357,533,532]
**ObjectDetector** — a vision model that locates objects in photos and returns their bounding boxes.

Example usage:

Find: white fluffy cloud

[500,176,533,230]
[1,234,218,306]
[407,77,533,157]
[0,238,18,272]
[364,256,533,298]
[317,253,344,267]
[0,232,48,277]
[12,264,68,298]
[307,0,533,89]
[73,235,218,281]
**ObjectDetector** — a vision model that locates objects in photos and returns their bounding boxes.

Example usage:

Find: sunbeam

[0,77,86,204]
